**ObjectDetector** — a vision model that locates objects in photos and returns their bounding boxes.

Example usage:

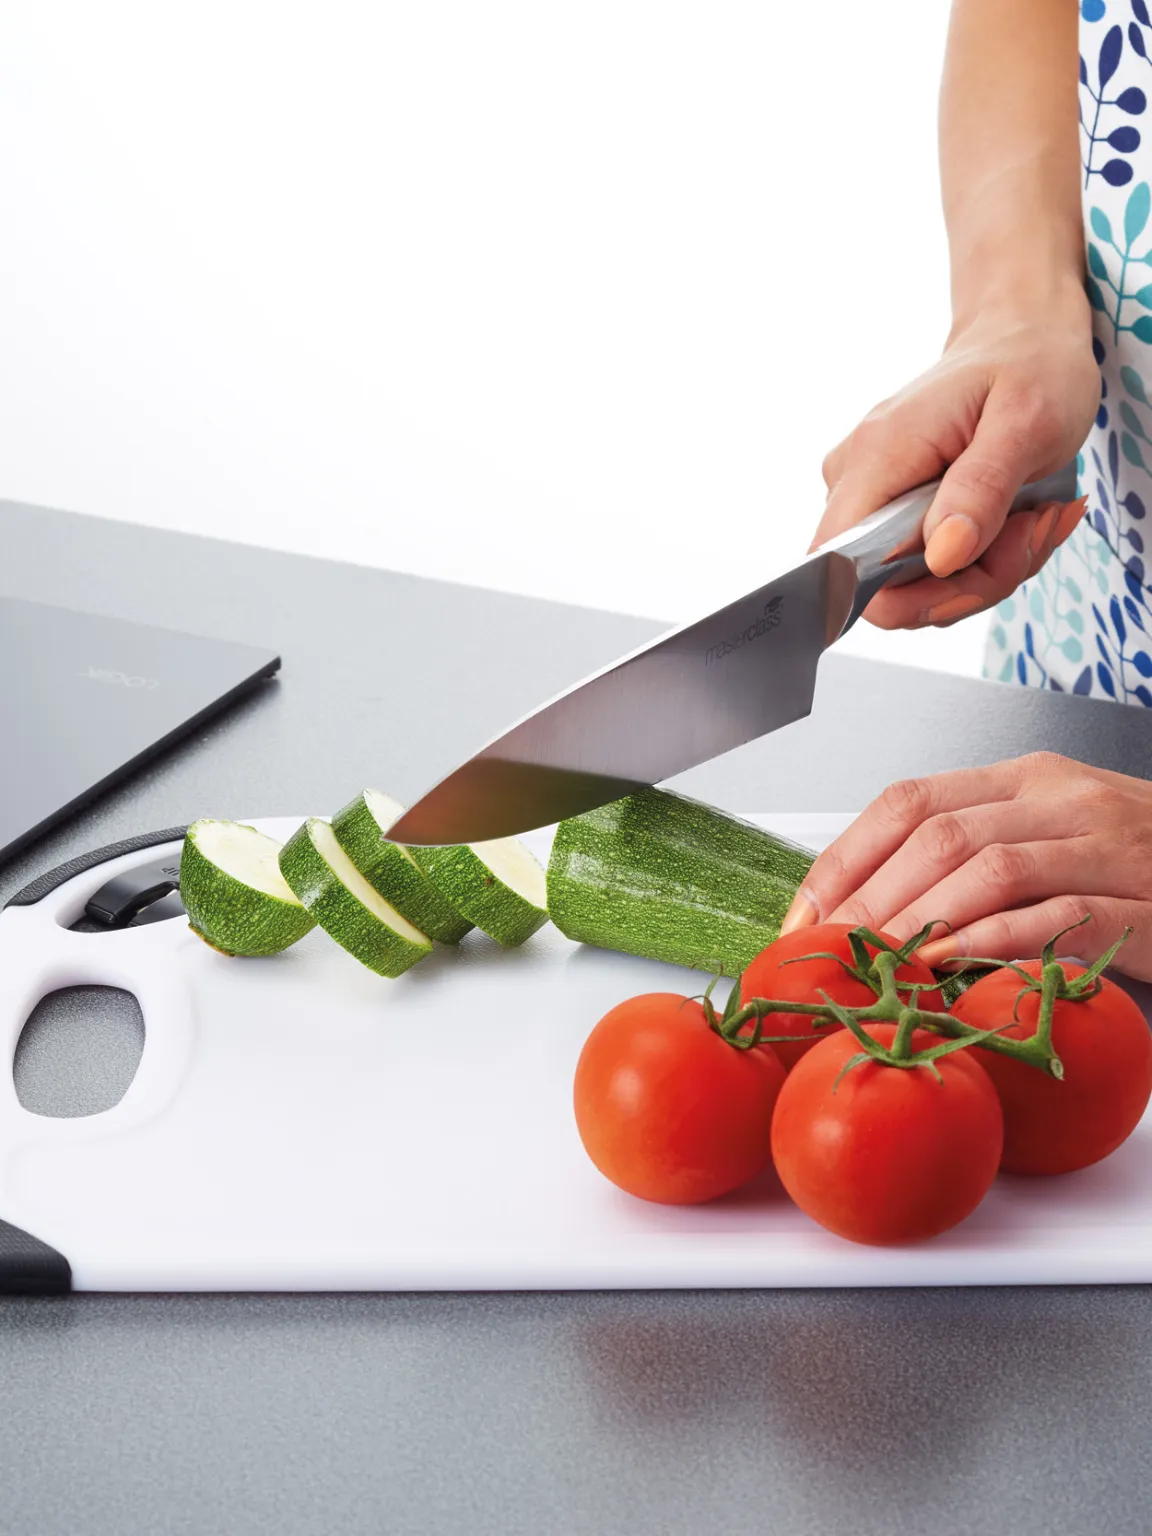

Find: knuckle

[878,776,932,827]
[913,811,971,869]
[1001,383,1054,435]
[1069,777,1115,825]
[1018,750,1069,778]
[978,841,1032,897]
[821,447,845,487]
[972,909,1019,958]
[1050,895,1093,939]
[838,899,875,930]
[806,843,848,910]
[851,414,895,455]
[947,456,1015,507]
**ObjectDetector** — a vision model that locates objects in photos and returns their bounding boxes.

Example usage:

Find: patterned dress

[985,0,1152,701]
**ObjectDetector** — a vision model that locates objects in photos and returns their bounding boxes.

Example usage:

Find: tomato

[739,924,945,1071]
[770,1022,1003,1244]
[950,962,1152,1175]
[574,992,787,1205]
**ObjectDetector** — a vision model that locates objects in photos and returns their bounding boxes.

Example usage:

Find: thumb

[921,388,1057,577]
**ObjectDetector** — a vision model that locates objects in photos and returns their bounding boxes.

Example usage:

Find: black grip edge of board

[0,1219,72,1294]
[4,827,190,909]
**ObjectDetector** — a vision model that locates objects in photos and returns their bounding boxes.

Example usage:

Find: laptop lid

[0,597,280,863]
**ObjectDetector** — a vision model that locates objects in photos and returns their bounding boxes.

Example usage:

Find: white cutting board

[3,812,1152,1292]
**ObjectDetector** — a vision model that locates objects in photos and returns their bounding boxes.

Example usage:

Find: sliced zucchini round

[413,837,548,947]
[180,819,316,957]
[278,817,432,978]
[330,789,473,945]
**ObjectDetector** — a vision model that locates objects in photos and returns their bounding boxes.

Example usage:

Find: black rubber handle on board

[84,856,186,928]
[4,827,189,909]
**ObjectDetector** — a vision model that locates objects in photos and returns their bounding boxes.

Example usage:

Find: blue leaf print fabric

[985,1,1152,704]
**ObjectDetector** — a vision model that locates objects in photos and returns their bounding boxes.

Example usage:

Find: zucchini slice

[413,837,549,947]
[331,789,473,944]
[279,817,432,978]
[181,819,316,957]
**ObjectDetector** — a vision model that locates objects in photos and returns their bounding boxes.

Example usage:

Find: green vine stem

[702,916,1132,1087]
[709,948,1052,1081]
[780,921,943,999]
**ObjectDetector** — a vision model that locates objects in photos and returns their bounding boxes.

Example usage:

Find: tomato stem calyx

[708,919,1132,1083]
[781,921,949,1004]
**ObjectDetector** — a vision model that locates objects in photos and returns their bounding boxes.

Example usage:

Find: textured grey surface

[15,987,144,1118]
[1,1286,1150,1536]
[4,496,1152,1536]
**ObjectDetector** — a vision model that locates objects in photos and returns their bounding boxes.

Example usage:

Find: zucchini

[412,837,548,947]
[180,819,316,957]
[279,817,432,978]
[331,789,473,944]
[547,787,815,977]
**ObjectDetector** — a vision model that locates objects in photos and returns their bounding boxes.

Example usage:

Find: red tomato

[574,992,787,1205]
[739,924,945,1071]
[951,962,1152,1175]
[770,1023,1003,1244]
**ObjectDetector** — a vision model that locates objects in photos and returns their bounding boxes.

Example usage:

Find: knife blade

[388,460,1078,845]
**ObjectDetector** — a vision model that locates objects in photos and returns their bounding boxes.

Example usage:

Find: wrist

[947,267,1092,351]
[944,157,1088,342]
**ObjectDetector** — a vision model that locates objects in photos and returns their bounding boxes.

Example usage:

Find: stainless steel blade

[388,459,1079,846]
[387,549,859,844]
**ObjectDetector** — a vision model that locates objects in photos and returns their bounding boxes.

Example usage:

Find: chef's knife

[388,461,1079,846]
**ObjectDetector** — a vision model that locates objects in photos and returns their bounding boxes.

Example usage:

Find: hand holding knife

[388,461,1079,848]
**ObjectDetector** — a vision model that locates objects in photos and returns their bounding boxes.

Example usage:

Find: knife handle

[822,458,1079,634]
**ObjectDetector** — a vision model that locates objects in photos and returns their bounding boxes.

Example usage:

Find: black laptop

[0,597,280,862]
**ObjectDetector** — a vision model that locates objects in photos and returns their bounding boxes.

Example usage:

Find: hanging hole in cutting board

[14,986,145,1118]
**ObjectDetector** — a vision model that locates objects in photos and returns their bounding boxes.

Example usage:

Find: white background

[0,2,980,674]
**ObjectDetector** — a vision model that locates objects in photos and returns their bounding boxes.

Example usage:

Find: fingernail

[920,592,985,627]
[918,932,970,967]
[780,888,819,936]
[1052,496,1089,546]
[1029,505,1060,559]
[925,514,980,577]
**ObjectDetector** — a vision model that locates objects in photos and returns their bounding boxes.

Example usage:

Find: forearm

[940,0,1088,334]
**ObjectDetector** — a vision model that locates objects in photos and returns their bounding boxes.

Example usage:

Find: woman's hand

[780,753,1152,981]
[812,302,1098,631]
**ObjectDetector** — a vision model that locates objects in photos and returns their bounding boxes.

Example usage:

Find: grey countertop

[3,496,1152,1536]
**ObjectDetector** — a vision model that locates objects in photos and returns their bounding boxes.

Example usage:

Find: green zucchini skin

[331,792,474,944]
[546,787,815,977]
[180,822,316,957]
[412,843,549,947]
[279,819,432,979]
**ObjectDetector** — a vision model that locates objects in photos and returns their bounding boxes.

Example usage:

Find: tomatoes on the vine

[951,962,1152,1175]
[574,992,786,1205]
[770,1022,1003,1244]
[739,924,944,1071]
